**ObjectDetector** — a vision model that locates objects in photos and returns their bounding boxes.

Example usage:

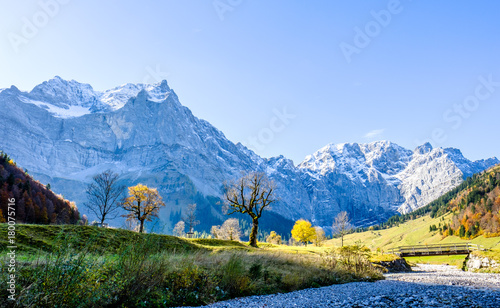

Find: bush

[321,245,382,280]
[219,254,250,296]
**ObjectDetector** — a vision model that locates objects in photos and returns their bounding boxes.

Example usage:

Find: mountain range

[0,77,497,233]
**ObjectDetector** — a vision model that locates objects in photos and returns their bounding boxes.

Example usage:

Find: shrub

[219,254,250,296]
[321,245,382,280]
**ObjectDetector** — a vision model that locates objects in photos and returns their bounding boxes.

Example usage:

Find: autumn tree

[266,231,282,245]
[224,172,276,247]
[313,226,327,247]
[84,170,125,226]
[121,184,165,233]
[332,211,352,247]
[291,219,316,246]
[173,220,185,237]
[211,225,221,239]
[210,219,242,241]
[182,203,200,233]
[221,218,242,241]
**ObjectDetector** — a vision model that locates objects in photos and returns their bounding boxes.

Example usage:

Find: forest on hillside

[0,151,81,224]
[443,165,500,238]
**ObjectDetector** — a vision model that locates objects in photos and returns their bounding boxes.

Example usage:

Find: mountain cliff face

[0,77,497,232]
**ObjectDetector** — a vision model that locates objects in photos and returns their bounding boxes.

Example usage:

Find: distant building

[91,221,109,228]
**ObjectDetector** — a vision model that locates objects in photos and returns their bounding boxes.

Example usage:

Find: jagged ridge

[0,77,497,232]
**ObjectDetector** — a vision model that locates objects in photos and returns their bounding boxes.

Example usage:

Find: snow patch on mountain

[19,96,92,118]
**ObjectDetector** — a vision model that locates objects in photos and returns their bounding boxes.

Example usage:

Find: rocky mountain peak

[99,80,171,110]
[30,76,100,108]
[414,142,433,154]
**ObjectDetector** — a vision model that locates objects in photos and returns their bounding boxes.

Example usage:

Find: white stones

[467,255,500,271]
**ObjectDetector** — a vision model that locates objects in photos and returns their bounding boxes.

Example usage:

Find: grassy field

[326,213,500,251]
[0,224,382,307]
[404,255,467,268]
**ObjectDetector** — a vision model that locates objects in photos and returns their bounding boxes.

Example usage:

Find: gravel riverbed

[191,264,500,307]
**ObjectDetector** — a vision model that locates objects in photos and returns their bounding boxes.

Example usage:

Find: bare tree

[84,170,124,226]
[122,219,140,232]
[332,211,352,247]
[224,172,275,247]
[183,203,199,233]
[173,220,185,237]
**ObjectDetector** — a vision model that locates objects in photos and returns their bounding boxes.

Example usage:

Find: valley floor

[193,264,500,308]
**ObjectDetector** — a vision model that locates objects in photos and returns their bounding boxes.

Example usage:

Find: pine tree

[459,225,466,238]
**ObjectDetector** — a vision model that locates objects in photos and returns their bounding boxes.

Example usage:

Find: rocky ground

[191,264,500,307]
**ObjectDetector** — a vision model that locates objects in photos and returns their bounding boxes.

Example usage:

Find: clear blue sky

[1,1,499,164]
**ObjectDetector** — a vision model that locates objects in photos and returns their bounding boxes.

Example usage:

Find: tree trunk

[100,213,106,226]
[249,218,259,247]
[139,219,144,233]
[341,235,344,247]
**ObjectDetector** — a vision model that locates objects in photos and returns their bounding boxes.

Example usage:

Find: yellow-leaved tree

[121,184,165,233]
[291,219,316,246]
[266,231,282,245]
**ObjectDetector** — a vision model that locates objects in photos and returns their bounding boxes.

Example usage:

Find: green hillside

[0,224,203,255]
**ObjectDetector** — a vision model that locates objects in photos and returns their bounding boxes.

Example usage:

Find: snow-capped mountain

[299,141,498,219]
[0,77,497,232]
[14,76,172,118]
